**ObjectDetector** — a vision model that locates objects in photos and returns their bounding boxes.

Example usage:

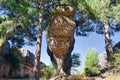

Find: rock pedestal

[46,5,76,75]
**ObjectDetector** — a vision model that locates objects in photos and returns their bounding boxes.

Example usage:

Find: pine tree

[63,0,120,60]
[0,0,45,79]
[33,0,45,80]
[85,48,100,76]
[0,0,38,47]
[78,0,120,60]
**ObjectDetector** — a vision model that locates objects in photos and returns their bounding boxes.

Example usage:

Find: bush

[109,52,120,74]
[68,73,83,80]
[109,52,120,67]
[6,48,21,71]
[85,48,100,76]
[40,64,56,80]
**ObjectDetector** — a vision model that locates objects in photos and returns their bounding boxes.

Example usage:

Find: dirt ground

[50,76,120,80]
[95,76,120,80]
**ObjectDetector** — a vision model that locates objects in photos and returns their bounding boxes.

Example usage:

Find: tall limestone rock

[46,5,76,76]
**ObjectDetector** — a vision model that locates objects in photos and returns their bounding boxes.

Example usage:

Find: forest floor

[82,75,120,80]
[65,74,120,80]
[0,74,120,80]
[95,75,120,80]
[49,75,120,80]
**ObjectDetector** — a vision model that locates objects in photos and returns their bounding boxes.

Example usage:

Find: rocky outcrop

[98,52,108,70]
[46,5,76,76]
[0,41,12,77]
[18,48,35,78]
[19,48,35,66]
[0,42,45,78]
[113,41,120,52]
[98,52,111,72]
[0,41,11,56]
[0,56,10,77]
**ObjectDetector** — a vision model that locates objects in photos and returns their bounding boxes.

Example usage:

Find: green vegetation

[109,52,120,73]
[40,64,56,80]
[5,48,26,73]
[72,53,81,68]
[78,0,120,59]
[110,53,120,66]
[71,53,81,72]
[85,48,100,76]
[6,48,21,71]
[70,71,86,80]
[0,38,5,46]
[0,0,120,79]
[113,41,120,53]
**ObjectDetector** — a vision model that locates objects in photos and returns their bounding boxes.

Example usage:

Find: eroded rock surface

[46,5,76,76]
[0,42,45,78]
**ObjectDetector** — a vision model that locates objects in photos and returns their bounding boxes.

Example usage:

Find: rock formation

[98,52,108,70]
[46,5,76,76]
[113,41,120,52]
[98,52,111,73]
[0,41,45,78]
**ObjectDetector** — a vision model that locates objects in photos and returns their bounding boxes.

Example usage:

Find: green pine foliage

[72,53,81,68]
[107,52,120,75]
[85,48,100,76]
[0,0,40,47]
[40,64,56,80]
[61,0,80,7]
[109,52,120,68]
[6,48,21,71]
[78,0,120,23]
[2,0,38,27]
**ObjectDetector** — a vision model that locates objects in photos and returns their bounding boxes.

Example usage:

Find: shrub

[40,64,56,80]
[68,73,82,80]
[85,48,100,76]
[6,48,21,71]
[109,52,120,67]
[109,52,120,74]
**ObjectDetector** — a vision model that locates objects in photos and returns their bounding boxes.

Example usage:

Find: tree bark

[33,0,44,80]
[103,21,113,60]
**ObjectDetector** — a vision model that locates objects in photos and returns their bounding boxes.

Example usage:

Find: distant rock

[113,41,120,52]
[0,41,11,56]
[0,42,46,78]
[19,48,35,66]
[18,48,28,57]
[40,62,46,69]
[98,52,109,71]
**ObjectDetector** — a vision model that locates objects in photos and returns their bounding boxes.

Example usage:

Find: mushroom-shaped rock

[46,5,76,76]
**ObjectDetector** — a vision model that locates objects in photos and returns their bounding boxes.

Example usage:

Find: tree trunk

[33,0,44,80]
[103,22,113,60]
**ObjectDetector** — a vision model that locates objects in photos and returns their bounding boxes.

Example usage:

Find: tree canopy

[0,0,120,79]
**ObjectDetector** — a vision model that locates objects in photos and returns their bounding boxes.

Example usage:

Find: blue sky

[25,31,120,68]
